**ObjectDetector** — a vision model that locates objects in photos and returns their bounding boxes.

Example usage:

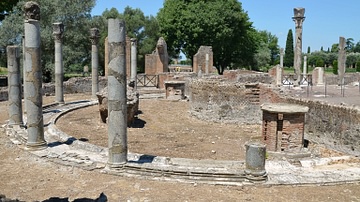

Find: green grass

[0,67,7,75]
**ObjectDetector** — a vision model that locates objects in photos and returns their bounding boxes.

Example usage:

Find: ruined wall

[283,98,360,156]
[189,76,360,155]
[189,78,282,124]
[193,46,214,74]
[324,73,360,85]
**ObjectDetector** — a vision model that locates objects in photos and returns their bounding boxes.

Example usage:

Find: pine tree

[307,46,310,54]
[284,29,294,67]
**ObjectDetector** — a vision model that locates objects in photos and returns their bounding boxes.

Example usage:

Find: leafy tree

[333,60,338,75]
[316,58,324,67]
[346,52,360,68]
[284,29,294,67]
[157,0,257,74]
[356,60,360,72]
[256,30,279,66]
[353,41,360,53]
[331,43,339,53]
[346,38,354,52]
[100,7,160,73]
[253,41,271,70]
[0,0,20,21]
[0,0,96,82]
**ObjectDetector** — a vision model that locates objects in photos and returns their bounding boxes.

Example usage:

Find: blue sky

[92,0,360,52]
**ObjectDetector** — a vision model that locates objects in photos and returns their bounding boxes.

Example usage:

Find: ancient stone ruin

[145,37,169,74]
[193,46,214,74]
[96,86,139,126]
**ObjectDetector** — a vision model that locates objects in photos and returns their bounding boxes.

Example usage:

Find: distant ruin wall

[188,77,360,155]
[283,98,360,156]
[188,78,282,124]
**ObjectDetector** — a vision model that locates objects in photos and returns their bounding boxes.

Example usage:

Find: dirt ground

[1,94,360,201]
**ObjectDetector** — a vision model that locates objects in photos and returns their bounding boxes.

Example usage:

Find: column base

[25,141,48,151]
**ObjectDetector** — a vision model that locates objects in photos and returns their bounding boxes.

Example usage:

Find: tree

[284,29,294,67]
[0,0,20,21]
[253,30,279,69]
[346,38,354,52]
[157,0,257,74]
[331,43,339,53]
[0,0,96,82]
[333,60,338,75]
[307,46,310,54]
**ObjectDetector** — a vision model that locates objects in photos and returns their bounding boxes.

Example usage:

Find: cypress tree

[284,29,294,67]
[307,46,311,54]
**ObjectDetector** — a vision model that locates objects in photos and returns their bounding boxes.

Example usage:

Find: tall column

[107,18,127,166]
[205,53,209,74]
[292,7,305,86]
[130,38,137,89]
[90,28,100,99]
[280,48,284,68]
[53,22,64,104]
[104,37,109,77]
[338,36,346,86]
[303,55,307,76]
[24,1,47,150]
[7,46,23,126]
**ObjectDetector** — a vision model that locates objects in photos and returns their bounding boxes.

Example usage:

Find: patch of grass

[0,67,7,75]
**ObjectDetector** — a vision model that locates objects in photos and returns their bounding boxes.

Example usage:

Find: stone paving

[3,96,360,187]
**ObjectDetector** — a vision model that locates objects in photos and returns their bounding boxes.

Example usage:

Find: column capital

[53,22,64,43]
[292,7,305,29]
[24,1,40,21]
[90,28,100,45]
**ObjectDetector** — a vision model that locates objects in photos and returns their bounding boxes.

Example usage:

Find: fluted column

[7,46,23,126]
[90,28,100,99]
[53,22,64,104]
[24,1,47,150]
[107,18,127,166]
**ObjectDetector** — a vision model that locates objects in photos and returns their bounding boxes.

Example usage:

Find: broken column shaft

[107,18,128,165]
[130,38,137,89]
[7,45,23,126]
[53,22,64,104]
[24,1,47,150]
[90,28,100,99]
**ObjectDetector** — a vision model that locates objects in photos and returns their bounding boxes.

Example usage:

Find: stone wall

[188,79,282,124]
[188,77,360,155]
[283,98,360,156]
[324,73,360,85]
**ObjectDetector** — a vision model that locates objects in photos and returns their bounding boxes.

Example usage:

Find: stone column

[245,142,266,177]
[130,38,137,89]
[107,18,127,166]
[292,8,305,86]
[276,65,282,86]
[53,22,64,104]
[280,48,284,68]
[205,53,209,74]
[104,37,109,77]
[24,1,47,150]
[7,46,23,126]
[90,28,100,99]
[303,55,307,75]
[338,36,346,86]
